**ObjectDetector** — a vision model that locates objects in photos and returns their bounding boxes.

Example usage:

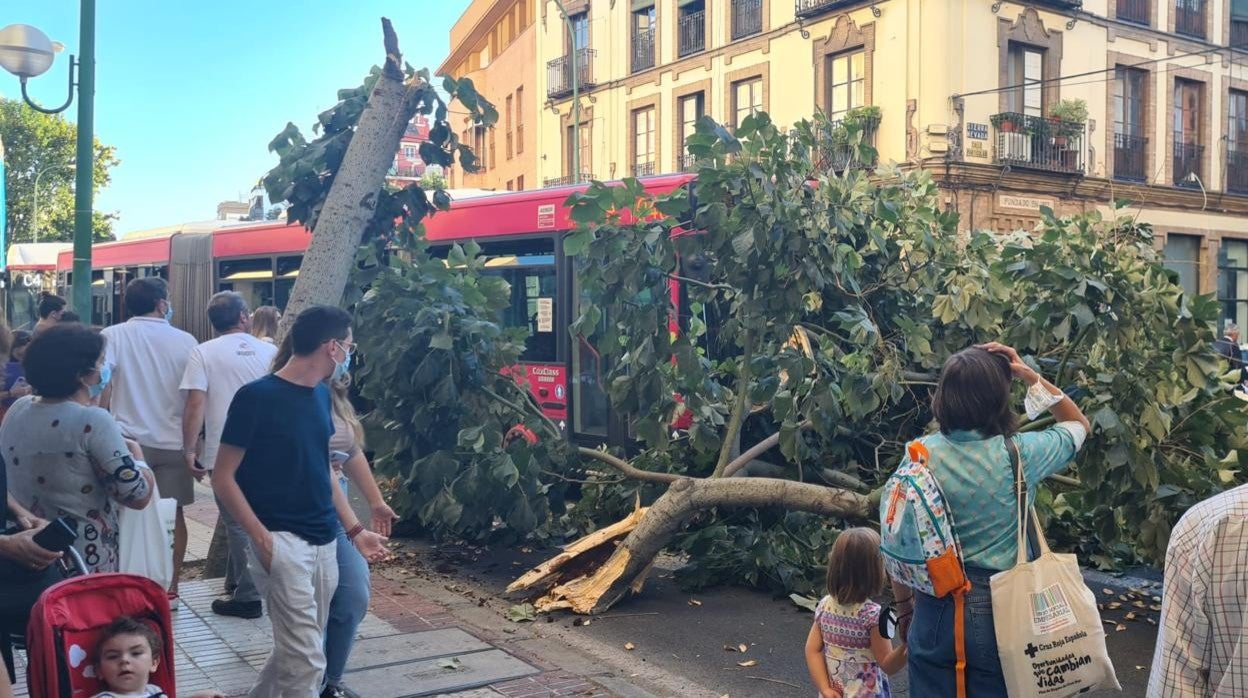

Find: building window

[731,0,764,39]
[1165,234,1202,297]
[516,87,525,155]
[403,145,416,160]
[825,50,865,121]
[507,180,514,191]
[1174,0,1206,38]
[1220,239,1248,329]
[1229,90,1248,194]
[1113,67,1147,181]
[1234,0,1248,48]
[517,174,525,190]
[677,0,706,58]
[506,94,514,160]
[565,123,591,178]
[1173,79,1203,185]
[678,92,705,169]
[1117,0,1150,24]
[732,77,763,128]
[632,3,656,73]
[489,128,497,171]
[633,106,656,176]
[567,11,589,53]
[473,125,488,170]
[1006,43,1044,117]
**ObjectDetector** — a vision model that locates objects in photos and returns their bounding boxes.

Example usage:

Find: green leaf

[430,332,454,350]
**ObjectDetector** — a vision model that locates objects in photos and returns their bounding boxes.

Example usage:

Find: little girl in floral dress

[804,527,908,698]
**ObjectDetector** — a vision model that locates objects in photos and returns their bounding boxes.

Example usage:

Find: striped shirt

[1147,484,1248,698]
[918,423,1085,571]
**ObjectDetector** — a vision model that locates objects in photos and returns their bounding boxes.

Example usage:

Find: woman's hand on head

[977,342,1040,385]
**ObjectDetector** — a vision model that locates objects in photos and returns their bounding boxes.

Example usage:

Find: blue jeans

[324,475,371,685]
[907,566,1006,697]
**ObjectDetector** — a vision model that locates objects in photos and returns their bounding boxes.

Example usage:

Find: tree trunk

[512,477,871,614]
[276,18,424,339]
[203,518,229,579]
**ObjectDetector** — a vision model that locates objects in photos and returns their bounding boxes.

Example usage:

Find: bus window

[218,258,274,310]
[572,271,609,437]
[275,256,301,310]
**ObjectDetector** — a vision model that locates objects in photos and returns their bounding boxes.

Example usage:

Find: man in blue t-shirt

[212,305,386,697]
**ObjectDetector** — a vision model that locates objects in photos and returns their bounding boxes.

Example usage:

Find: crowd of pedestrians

[0,284,392,698]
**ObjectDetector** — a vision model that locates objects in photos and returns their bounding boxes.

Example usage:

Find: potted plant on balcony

[1047,98,1088,148]
[991,112,1023,133]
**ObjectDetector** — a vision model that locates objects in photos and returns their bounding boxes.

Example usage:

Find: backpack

[880,440,972,697]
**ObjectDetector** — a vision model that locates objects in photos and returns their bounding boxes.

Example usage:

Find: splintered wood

[506,506,649,614]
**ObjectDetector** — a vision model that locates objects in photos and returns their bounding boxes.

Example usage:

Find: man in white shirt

[101,277,199,602]
[180,291,276,619]
[1148,483,1248,697]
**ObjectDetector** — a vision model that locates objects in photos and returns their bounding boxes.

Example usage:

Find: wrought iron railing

[1172,139,1204,186]
[632,28,656,73]
[678,11,706,57]
[1175,0,1205,38]
[544,173,595,188]
[732,0,763,39]
[546,49,597,100]
[1113,133,1148,181]
[810,115,881,171]
[991,113,1087,174]
[1232,19,1248,48]
[1228,148,1248,194]
[1117,0,1149,23]
[679,153,698,171]
[633,161,656,177]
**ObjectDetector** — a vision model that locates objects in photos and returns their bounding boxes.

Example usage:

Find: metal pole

[71,0,95,315]
[552,0,579,184]
[32,168,42,245]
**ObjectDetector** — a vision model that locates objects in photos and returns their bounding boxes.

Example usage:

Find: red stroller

[25,573,176,698]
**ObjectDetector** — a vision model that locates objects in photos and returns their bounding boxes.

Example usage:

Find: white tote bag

[118,483,177,590]
[991,442,1120,697]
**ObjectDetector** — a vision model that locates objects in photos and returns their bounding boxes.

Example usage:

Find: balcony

[732,0,763,39]
[1175,0,1205,38]
[633,161,657,177]
[544,174,595,188]
[546,49,597,100]
[811,112,881,171]
[1113,133,1148,181]
[679,152,698,171]
[632,28,656,73]
[678,11,706,58]
[1117,0,1150,24]
[991,113,1087,175]
[1172,139,1204,187]
[1232,19,1248,48]
[1229,148,1248,194]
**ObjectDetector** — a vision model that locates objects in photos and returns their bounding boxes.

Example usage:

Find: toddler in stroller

[25,573,218,698]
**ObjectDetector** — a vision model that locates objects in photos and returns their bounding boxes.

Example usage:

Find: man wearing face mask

[100,278,198,604]
[213,305,388,697]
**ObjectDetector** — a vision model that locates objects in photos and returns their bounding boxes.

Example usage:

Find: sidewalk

[11,483,614,698]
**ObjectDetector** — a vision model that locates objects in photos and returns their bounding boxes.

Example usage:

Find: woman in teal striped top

[895,342,1090,696]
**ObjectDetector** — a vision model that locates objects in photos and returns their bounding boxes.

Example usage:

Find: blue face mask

[332,342,353,382]
[163,301,174,323]
[88,363,111,399]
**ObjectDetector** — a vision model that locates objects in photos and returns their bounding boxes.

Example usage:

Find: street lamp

[32,161,75,244]
[0,5,97,316]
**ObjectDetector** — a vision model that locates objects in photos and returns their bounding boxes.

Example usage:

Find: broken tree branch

[576,447,681,485]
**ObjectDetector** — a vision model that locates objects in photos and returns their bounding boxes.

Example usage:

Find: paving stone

[345,629,493,671]
[341,649,538,698]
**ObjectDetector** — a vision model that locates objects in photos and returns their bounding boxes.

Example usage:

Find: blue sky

[2,1,468,236]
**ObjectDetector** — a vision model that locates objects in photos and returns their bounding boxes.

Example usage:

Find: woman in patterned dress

[1,323,154,574]
[805,527,908,698]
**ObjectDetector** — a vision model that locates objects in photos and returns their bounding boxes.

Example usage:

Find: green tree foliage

[0,98,119,242]
[417,171,448,191]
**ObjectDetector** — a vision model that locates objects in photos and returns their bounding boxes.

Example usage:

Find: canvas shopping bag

[118,482,177,590]
[990,439,1120,697]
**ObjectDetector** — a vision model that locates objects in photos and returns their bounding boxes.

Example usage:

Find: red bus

[56,174,696,443]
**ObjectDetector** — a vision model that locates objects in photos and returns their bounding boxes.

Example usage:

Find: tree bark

[516,477,871,614]
[276,18,425,339]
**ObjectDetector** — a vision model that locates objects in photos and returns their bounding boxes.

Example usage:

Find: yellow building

[439,0,539,191]
[529,0,1248,327]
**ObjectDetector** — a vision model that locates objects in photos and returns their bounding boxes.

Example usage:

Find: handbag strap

[1005,437,1052,564]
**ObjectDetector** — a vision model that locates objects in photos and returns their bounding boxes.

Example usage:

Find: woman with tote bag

[893,343,1091,696]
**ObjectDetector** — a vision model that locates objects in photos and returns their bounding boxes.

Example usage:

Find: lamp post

[551,0,580,184]
[32,161,74,244]
[0,4,97,315]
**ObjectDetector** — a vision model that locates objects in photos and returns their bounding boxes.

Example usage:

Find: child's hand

[820,687,843,698]
[187,691,225,698]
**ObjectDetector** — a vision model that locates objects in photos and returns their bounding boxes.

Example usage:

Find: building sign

[967,141,989,159]
[966,123,989,140]
[997,194,1055,212]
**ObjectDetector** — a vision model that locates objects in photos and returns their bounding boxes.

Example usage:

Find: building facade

[388,115,434,187]
[440,0,539,192]
[531,0,1248,327]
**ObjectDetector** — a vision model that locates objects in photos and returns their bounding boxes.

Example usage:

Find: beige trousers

[246,531,339,697]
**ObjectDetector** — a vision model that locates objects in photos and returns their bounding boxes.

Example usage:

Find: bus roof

[7,243,72,271]
[423,174,695,242]
[212,221,311,258]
